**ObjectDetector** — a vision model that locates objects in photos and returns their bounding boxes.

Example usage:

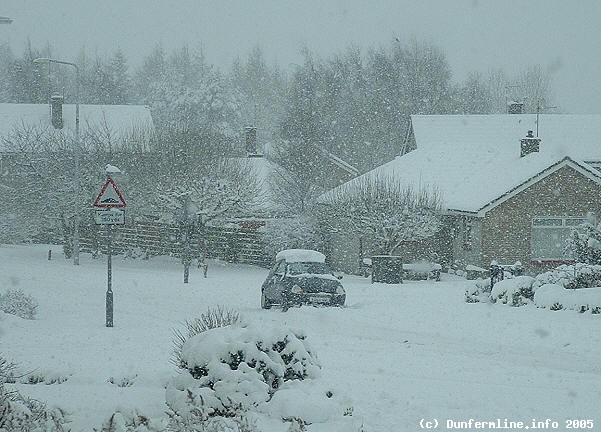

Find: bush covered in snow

[165,321,364,430]
[569,219,601,265]
[93,409,165,432]
[167,323,320,420]
[466,263,601,313]
[171,306,241,368]
[264,380,358,428]
[0,356,70,432]
[532,263,601,290]
[464,278,491,303]
[0,288,38,320]
[490,276,536,306]
[534,284,601,314]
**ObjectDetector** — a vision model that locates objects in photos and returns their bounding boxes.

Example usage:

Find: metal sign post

[106,224,114,327]
[93,173,126,328]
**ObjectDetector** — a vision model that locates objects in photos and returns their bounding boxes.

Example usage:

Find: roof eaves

[443,208,481,217]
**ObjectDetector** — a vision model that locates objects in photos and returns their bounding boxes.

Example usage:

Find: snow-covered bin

[534,284,601,313]
[371,255,403,284]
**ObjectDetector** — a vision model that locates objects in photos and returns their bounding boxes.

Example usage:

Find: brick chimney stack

[520,130,540,157]
[508,101,524,114]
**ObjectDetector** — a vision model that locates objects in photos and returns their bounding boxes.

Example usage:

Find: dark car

[261,249,346,310]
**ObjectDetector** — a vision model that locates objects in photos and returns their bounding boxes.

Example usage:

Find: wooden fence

[77,221,271,267]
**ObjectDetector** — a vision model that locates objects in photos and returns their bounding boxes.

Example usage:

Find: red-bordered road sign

[93,178,126,208]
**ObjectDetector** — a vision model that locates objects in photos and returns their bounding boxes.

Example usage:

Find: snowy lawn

[2,244,601,431]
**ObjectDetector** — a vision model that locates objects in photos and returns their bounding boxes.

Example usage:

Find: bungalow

[320,114,601,275]
[0,101,154,162]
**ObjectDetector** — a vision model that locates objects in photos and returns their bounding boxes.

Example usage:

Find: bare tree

[321,176,442,255]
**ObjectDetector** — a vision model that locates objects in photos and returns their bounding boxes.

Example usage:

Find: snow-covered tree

[321,176,442,255]
[145,147,262,281]
[230,46,287,147]
[137,45,242,140]
[570,216,601,265]
[453,72,492,114]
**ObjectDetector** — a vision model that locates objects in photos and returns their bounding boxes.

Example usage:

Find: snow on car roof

[275,249,326,263]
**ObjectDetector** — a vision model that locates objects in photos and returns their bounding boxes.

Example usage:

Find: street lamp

[0,16,13,24]
[33,57,81,265]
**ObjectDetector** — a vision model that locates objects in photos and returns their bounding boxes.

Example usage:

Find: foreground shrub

[166,323,320,420]
[0,289,38,320]
[171,306,241,368]
[93,408,164,432]
[165,398,257,432]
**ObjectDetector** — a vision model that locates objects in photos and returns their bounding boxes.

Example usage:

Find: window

[531,217,585,260]
[287,262,331,275]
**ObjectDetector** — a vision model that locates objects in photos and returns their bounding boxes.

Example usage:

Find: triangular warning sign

[93,178,126,208]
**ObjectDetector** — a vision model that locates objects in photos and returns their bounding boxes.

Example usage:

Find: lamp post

[0,16,13,24]
[33,57,81,265]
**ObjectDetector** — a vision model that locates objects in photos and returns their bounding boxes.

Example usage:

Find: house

[0,101,154,167]
[320,114,601,275]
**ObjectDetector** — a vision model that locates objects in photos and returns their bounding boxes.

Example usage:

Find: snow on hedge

[534,284,601,313]
[490,276,536,306]
[532,263,601,290]
[166,323,321,418]
[163,321,364,429]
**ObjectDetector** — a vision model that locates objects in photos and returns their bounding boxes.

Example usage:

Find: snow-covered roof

[276,249,326,263]
[321,114,601,216]
[0,103,154,151]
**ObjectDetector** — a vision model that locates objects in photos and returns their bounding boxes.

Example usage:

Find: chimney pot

[508,102,524,114]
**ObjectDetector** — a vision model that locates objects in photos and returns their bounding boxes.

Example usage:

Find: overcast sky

[2,0,600,113]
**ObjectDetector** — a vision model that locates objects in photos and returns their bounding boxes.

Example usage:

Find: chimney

[50,94,64,129]
[508,101,524,114]
[244,126,258,156]
[520,130,540,157]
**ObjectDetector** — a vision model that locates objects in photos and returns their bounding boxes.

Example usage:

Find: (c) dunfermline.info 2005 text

[419,418,594,429]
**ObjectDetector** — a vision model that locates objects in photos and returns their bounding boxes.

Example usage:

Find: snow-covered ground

[2,244,601,431]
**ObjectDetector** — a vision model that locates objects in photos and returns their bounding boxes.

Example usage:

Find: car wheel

[261,292,272,309]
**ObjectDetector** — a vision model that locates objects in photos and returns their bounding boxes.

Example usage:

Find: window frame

[530,216,586,261]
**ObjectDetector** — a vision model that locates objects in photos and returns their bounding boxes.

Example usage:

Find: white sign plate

[94,208,125,225]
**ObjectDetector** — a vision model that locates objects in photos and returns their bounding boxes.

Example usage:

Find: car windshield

[287,262,331,275]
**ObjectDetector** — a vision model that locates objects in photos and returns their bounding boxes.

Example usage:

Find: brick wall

[479,166,601,273]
